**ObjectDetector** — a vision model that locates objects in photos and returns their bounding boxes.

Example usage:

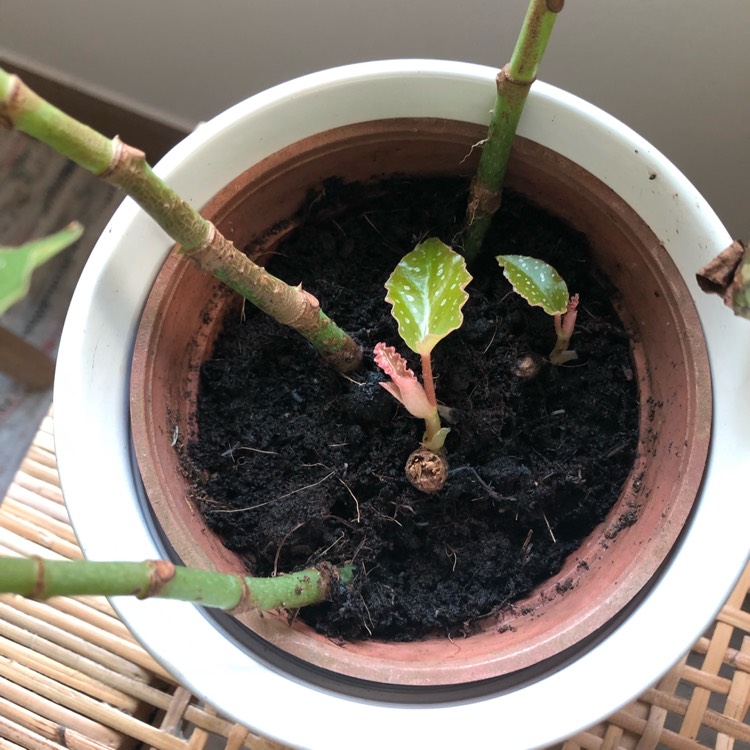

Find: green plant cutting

[0,68,361,373]
[463,0,564,260]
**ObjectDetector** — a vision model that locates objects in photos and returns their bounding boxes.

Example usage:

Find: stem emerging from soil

[0,557,354,612]
[0,68,362,373]
[463,0,563,262]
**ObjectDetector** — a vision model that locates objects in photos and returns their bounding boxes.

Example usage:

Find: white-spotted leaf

[0,222,84,316]
[496,255,569,315]
[385,238,472,355]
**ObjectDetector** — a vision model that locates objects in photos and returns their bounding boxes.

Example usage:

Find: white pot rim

[55,59,750,750]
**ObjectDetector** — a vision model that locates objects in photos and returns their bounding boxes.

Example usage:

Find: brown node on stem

[314,561,342,599]
[229,575,253,616]
[405,447,449,494]
[30,555,46,599]
[99,137,146,179]
[141,559,177,599]
[496,64,535,91]
[466,180,504,224]
[0,74,22,129]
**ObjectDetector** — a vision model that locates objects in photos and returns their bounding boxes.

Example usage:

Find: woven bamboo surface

[1,413,748,750]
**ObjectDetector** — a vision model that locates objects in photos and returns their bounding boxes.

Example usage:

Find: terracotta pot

[130,116,710,684]
[56,61,749,750]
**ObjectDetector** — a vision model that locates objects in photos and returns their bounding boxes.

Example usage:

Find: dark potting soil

[187,176,639,641]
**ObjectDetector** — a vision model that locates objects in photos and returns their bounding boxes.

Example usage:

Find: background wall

[1,0,747,237]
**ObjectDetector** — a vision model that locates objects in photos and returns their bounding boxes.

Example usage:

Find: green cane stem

[0,557,354,612]
[463,0,564,262]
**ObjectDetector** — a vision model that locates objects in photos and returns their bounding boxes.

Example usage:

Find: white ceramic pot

[55,60,750,750]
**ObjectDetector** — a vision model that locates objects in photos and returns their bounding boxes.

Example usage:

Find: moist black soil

[187,176,639,641]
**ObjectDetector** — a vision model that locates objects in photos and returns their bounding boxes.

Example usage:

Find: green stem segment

[463,0,564,262]
[0,68,361,372]
[0,557,354,612]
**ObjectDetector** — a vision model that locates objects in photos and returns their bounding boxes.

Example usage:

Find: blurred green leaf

[385,238,472,355]
[731,257,750,319]
[496,254,568,315]
[0,222,84,316]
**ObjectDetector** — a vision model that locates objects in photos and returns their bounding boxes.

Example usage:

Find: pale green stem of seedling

[464,0,564,261]
[496,254,578,365]
[377,238,472,451]
[0,556,353,612]
[550,293,579,364]
[0,222,83,315]
[0,67,361,372]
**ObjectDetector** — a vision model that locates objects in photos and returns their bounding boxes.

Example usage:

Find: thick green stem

[463,0,563,262]
[0,557,354,612]
[0,68,362,372]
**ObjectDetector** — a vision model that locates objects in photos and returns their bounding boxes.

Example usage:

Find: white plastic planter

[55,61,750,750]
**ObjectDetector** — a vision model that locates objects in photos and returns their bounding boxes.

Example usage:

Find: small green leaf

[385,238,472,355]
[496,255,569,315]
[0,222,84,315]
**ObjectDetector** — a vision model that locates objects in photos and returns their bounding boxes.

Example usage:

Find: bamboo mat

[0,412,748,750]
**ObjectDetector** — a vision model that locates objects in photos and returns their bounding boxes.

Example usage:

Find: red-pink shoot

[373,343,446,450]
[550,293,579,365]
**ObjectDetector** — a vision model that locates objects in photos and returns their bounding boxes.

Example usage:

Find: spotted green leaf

[496,254,569,315]
[385,238,472,355]
[0,222,84,315]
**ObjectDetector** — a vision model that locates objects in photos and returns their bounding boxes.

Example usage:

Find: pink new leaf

[373,343,435,419]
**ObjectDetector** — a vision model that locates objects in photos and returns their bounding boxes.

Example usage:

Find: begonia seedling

[376,238,472,492]
[496,254,579,365]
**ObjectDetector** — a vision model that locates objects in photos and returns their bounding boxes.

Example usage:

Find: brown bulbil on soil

[405,447,449,493]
